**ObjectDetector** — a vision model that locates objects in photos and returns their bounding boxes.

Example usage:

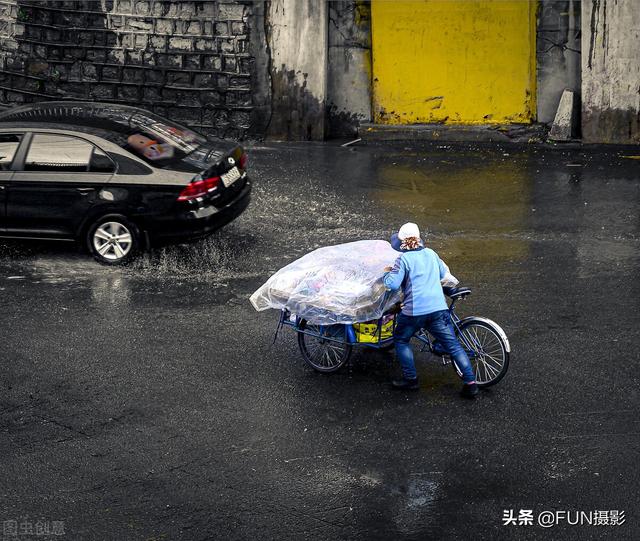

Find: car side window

[0,133,22,170]
[25,134,115,173]
[90,147,116,173]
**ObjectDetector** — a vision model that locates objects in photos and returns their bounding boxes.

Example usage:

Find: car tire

[87,215,140,265]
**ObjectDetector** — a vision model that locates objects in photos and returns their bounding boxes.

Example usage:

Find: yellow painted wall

[371,0,536,124]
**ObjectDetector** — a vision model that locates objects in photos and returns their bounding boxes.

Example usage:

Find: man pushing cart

[250,224,510,399]
[384,223,477,397]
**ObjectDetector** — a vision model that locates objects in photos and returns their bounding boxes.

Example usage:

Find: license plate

[221,166,241,187]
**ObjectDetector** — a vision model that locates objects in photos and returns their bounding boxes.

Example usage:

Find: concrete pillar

[327,0,372,137]
[549,89,577,140]
[266,0,328,140]
[582,1,640,143]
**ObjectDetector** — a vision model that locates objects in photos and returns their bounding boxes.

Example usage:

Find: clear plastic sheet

[250,240,404,325]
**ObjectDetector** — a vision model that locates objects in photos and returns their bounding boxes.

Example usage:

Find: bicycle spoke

[482,351,505,367]
[480,358,500,378]
[472,326,481,346]
[465,330,483,352]
[324,347,335,366]
[475,356,486,382]
[479,359,488,382]
[482,346,503,357]
[306,339,322,356]
[481,358,495,380]
[480,352,501,376]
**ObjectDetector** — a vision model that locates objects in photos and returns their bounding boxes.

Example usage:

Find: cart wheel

[297,322,352,373]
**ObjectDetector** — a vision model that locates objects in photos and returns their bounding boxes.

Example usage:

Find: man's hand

[383,266,393,273]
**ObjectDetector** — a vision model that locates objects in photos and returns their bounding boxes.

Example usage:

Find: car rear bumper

[149,180,251,246]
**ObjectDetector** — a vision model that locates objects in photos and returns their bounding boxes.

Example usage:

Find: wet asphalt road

[1,141,639,540]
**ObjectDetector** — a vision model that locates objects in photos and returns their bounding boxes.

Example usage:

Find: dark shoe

[391,378,420,390]
[460,382,479,399]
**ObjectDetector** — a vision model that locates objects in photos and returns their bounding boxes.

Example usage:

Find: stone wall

[0,0,268,139]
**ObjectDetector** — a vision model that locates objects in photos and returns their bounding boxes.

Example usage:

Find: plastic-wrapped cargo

[250,240,404,325]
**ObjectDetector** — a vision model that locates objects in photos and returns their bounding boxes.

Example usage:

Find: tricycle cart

[274,286,510,387]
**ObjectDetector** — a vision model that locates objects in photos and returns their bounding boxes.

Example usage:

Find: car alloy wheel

[92,221,133,262]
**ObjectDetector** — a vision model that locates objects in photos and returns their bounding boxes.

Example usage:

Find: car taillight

[239,152,248,169]
[177,176,220,202]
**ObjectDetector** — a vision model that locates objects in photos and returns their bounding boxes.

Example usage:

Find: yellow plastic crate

[354,317,394,343]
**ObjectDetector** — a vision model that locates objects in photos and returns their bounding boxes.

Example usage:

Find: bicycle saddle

[442,286,472,300]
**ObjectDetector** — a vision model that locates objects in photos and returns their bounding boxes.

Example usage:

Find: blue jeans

[394,310,475,383]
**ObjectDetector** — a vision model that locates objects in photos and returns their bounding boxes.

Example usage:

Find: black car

[0,102,251,264]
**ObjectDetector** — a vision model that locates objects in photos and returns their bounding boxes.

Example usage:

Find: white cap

[398,222,420,240]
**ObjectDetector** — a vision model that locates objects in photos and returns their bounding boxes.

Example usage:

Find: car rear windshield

[123,113,206,167]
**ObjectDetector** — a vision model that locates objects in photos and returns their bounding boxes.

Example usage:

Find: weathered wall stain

[268,67,324,140]
[582,0,640,143]
[587,0,600,70]
[265,0,327,140]
[247,0,271,139]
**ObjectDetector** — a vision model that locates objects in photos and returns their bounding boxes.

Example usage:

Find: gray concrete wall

[582,0,640,143]
[265,0,328,140]
[0,0,268,140]
[536,0,581,125]
[327,0,371,137]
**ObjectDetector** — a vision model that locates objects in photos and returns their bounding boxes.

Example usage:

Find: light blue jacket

[383,247,448,316]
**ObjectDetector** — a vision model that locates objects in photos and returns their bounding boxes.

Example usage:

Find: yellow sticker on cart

[354,318,394,343]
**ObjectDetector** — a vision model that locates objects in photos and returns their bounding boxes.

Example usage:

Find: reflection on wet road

[1,141,639,539]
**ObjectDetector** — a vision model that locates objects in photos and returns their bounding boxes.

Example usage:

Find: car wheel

[87,215,140,265]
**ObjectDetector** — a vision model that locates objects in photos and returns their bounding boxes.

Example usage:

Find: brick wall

[0,0,264,139]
